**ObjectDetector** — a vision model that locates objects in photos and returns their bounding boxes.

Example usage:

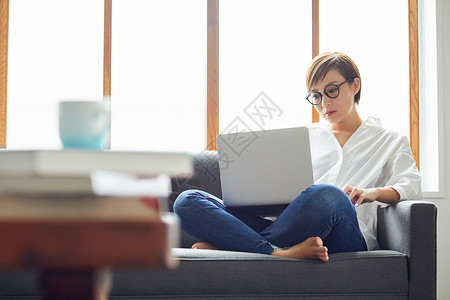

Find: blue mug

[59,100,110,150]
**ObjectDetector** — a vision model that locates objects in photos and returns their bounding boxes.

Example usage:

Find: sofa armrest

[377,200,437,300]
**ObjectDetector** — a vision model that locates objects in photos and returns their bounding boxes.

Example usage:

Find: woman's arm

[343,186,400,206]
[344,135,421,207]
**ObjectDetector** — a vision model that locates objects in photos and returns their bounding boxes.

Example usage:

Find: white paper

[90,169,171,197]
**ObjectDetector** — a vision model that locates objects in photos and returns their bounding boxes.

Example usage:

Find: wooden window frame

[312,0,320,123]
[0,0,8,148]
[409,0,420,169]
[0,0,420,166]
[206,0,219,150]
[104,0,112,97]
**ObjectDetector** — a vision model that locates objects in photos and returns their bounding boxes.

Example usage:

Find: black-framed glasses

[306,77,354,105]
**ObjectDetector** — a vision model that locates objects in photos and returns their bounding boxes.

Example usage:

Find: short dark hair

[306,52,361,104]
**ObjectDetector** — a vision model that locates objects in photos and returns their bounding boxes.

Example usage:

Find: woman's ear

[352,78,361,96]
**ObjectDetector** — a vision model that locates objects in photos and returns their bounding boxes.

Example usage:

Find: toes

[312,236,324,247]
[192,242,218,250]
[313,244,328,261]
[318,249,329,261]
[321,247,329,262]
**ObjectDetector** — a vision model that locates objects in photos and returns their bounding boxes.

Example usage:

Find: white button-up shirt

[307,117,422,250]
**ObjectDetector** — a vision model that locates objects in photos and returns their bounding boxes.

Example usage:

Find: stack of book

[0,150,193,196]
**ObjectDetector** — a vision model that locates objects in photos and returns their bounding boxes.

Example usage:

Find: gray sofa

[0,151,437,299]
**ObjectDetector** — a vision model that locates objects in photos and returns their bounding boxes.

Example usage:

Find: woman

[174,52,422,261]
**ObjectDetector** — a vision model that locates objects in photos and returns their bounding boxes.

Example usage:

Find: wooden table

[0,196,177,300]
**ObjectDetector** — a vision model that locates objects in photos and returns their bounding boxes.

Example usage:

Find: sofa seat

[109,249,408,300]
[0,249,407,300]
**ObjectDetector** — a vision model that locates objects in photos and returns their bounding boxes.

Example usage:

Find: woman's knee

[312,184,347,196]
[173,189,203,212]
[303,184,353,209]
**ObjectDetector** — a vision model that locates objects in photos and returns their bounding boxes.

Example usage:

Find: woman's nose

[322,94,333,106]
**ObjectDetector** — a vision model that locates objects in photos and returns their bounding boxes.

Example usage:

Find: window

[219,0,410,142]
[7,0,103,149]
[110,0,206,152]
[321,0,410,138]
[419,0,442,195]
[220,0,312,132]
[3,1,440,193]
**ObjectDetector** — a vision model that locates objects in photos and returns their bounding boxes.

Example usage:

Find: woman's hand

[342,186,401,206]
[343,186,378,207]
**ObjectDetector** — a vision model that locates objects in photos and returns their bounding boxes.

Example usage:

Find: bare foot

[191,242,219,250]
[272,237,329,262]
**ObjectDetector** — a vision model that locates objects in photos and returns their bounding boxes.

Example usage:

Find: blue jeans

[173,184,367,255]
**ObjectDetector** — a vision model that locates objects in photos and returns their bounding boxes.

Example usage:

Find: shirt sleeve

[384,135,422,200]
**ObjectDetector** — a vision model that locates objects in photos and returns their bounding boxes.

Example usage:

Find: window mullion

[104,0,112,97]
[0,0,9,148]
[206,0,219,150]
[409,0,420,169]
[312,0,319,123]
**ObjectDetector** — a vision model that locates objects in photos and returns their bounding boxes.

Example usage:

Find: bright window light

[7,0,104,149]
[320,0,410,139]
[220,0,313,132]
[111,0,206,152]
[419,0,440,194]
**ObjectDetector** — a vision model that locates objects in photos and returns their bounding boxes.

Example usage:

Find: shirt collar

[363,116,382,128]
[310,116,382,130]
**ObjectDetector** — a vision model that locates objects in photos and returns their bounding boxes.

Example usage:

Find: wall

[427,0,449,299]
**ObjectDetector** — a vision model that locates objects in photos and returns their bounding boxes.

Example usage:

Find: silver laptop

[217,127,314,215]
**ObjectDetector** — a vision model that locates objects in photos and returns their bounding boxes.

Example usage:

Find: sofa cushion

[169,151,222,208]
[0,249,408,299]
[110,249,408,299]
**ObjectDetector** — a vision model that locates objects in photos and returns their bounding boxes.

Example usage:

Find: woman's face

[309,69,360,125]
